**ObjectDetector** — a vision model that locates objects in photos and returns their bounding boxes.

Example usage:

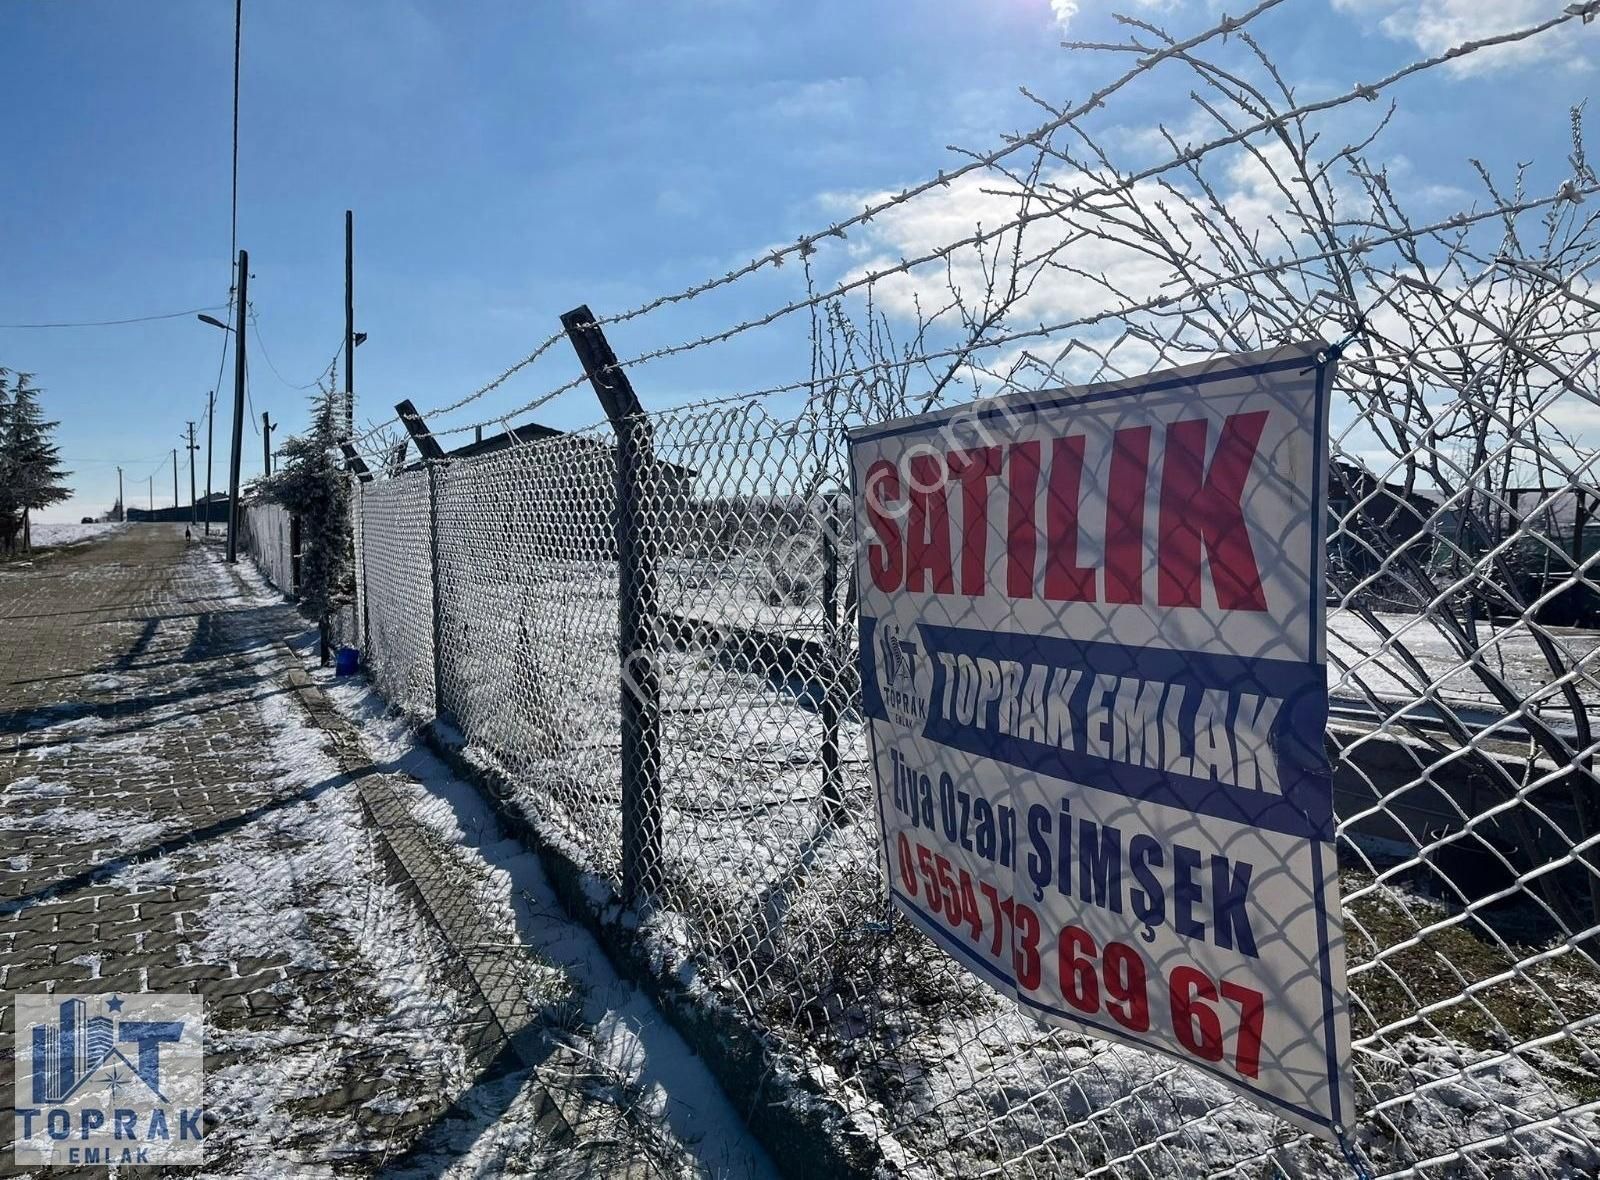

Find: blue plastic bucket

[335,646,360,676]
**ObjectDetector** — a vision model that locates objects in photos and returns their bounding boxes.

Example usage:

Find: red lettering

[865,459,903,593]
[906,454,954,594]
[1043,434,1095,602]
[1170,965,1225,1062]
[1104,426,1151,605]
[1005,441,1039,599]
[1220,980,1265,1078]
[1157,412,1269,611]
[950,447,1002,597]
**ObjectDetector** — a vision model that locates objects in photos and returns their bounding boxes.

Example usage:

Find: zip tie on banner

[1336,1128,1373,1180]
[1323,314,1369,363]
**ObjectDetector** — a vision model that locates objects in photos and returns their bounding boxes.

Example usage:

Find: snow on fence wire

[347,4,1600,1175]
[239,500,297,598]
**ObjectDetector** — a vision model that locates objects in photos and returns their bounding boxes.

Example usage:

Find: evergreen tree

[0,372,71,555]
[261,383,351,662]
[0,370,15,553]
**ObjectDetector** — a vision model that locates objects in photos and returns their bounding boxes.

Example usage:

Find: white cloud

[831,138,1308,338]
[1332,0,1596,76]
[1047,0,1174,34]
[809,126,1600,444]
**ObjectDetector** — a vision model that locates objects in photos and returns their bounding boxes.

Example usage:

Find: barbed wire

[353,179,1598,460]
[340,7,1600,1177]
[348,0,1297,448]
[351,0,1598,457]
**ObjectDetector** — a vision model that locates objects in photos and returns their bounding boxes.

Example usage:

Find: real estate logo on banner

[849,343,1354,1141]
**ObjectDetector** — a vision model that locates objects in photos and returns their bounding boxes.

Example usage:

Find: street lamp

[197,314,232,332]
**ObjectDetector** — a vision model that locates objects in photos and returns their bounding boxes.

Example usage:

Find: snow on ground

[1328,608,1600,716]
[185,727,478,1178]
[291,626,778,1179]
[338,538,1600,1175]
[26,540,495,1174]
[450,552,1600,725]
[28,521,125,547]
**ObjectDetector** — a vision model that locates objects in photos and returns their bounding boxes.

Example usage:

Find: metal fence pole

[561,305,662,903]
[358,483,371,653]
[427,462,447,723]
[340,442,375,656]
[820,491,844,823]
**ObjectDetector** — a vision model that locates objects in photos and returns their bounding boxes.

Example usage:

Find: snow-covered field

[1328,608,1600,718]
[655,547,1600,723]
[27,520,125,547]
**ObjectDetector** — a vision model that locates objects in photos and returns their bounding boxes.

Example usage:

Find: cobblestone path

[0,527,481,1176]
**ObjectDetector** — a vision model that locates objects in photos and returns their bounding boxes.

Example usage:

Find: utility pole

[117,467,124,523]
[262,412,274,478]
[205,390,216,535]
[148,476,153,513]
[186,422,199,527]
[345,209,354,439]
[227,249,248,562]
[172,449,179,511]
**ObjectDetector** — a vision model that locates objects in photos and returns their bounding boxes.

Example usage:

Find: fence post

[358,484,370,654]
[561,305,662,904]
[820,490,845,823]
[427,462,448,724]
[341,443,374,654]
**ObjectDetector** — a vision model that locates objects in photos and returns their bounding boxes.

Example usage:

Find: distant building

[126,493,229,525]
[395,417,696,560]
[1328,459,1600,625]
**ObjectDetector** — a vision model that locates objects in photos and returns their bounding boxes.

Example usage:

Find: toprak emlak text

[849,344,1354,1141]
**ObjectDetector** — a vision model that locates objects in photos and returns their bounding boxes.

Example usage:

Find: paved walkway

[0,526,468,1176]
[0,525,768,1178]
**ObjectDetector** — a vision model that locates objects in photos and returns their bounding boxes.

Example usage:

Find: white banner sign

[850,344,1353,1141]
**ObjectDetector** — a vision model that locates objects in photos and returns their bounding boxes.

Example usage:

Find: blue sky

[2,0,1595,521]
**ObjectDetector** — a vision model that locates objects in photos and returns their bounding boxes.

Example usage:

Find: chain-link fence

[356,470,437,717]
[345,4,1600,1175]
[238,499,297,597]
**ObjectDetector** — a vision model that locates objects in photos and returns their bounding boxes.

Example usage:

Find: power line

[0,305,229,330]
[63,454,172,466]
[245,351,259,436]
[247,307,340,390]
[206,295,233,446]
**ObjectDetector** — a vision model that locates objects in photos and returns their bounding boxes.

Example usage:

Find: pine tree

[0,370,15,554]
[0,373,71,555]
[261,382,351,663]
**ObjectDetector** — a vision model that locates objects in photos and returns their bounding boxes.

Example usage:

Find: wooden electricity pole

[205,391,216,534]
[226,249,247,562]
[186,422,199,526]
